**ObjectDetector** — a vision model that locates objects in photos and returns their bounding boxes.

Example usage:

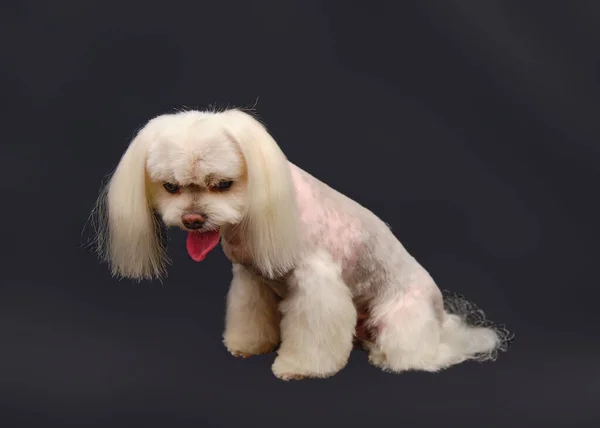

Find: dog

[92,108,513,380]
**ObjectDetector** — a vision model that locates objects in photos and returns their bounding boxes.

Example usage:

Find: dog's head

[94,109,301,280]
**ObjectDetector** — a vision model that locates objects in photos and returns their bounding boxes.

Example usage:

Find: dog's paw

[271,355,342,381]
[230,351,254,359]
[367,346,442,373]
[271,357,313,381]
[223,337,277,359]
[223,323,279,359]
[366,347,388,368]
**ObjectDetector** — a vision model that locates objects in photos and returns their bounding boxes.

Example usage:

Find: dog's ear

[222,109,302,277]
[94,124,169,281]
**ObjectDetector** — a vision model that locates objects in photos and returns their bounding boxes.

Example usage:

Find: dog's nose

[181,214,205,230]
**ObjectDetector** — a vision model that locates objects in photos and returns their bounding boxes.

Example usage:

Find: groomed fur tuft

[94,123,170,281]
[219,109,303,278]
[442,289,514,361]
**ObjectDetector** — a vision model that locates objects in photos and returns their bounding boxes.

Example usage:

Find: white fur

[272,249,356,379]
[95,110,301,280]
[219,109,302,278]
[223,264,281,357]
[365,280,501,372]
[93,108,510,380]
[95,120,170,280]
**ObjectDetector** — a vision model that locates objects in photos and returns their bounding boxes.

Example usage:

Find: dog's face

[144,112,248,233]
[97,109,302,280]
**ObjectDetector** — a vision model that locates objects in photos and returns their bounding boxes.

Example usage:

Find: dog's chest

[221,240,249,265]
[240,261,290,299]
[260,276,288,299]
[220,229,253,265]
[220,237,290,298]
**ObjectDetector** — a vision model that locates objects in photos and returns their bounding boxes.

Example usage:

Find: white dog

[92,108,513,380]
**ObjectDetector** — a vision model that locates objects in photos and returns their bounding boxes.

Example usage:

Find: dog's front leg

[223,264,281,358]
[272,250,356,380]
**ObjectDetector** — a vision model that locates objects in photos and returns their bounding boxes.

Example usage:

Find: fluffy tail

[438,289,514,365]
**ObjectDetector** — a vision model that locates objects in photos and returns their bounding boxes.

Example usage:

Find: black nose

[182,214,205,230]
[183,220,203,230]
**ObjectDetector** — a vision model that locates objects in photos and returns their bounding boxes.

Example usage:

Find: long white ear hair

[93,125,169,280]
[221,109,302,278]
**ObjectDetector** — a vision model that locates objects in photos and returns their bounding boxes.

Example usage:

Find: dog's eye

[163,182,180,194]
[215,180,234,191]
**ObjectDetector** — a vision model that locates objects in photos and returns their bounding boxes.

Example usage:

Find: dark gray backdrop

[2,0,599,427]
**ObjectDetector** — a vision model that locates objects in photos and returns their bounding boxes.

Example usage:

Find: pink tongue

[186,230,221,262]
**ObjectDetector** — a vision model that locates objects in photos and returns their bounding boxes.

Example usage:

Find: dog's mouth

[186,230,221,262]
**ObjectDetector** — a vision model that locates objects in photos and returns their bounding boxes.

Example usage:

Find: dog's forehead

[146,114,243,184]
[155,114,226,147]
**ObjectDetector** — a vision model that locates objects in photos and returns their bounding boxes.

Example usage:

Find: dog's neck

[220,224,251,265]
[219,224,294,284]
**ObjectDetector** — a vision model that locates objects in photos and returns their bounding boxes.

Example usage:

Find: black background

[3,0,600,426]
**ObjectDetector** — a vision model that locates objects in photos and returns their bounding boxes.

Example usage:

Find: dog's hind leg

[366,277,512,373]
[365,284,445,372]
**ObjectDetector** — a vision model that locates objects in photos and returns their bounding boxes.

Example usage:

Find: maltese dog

[92,108,513,380]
